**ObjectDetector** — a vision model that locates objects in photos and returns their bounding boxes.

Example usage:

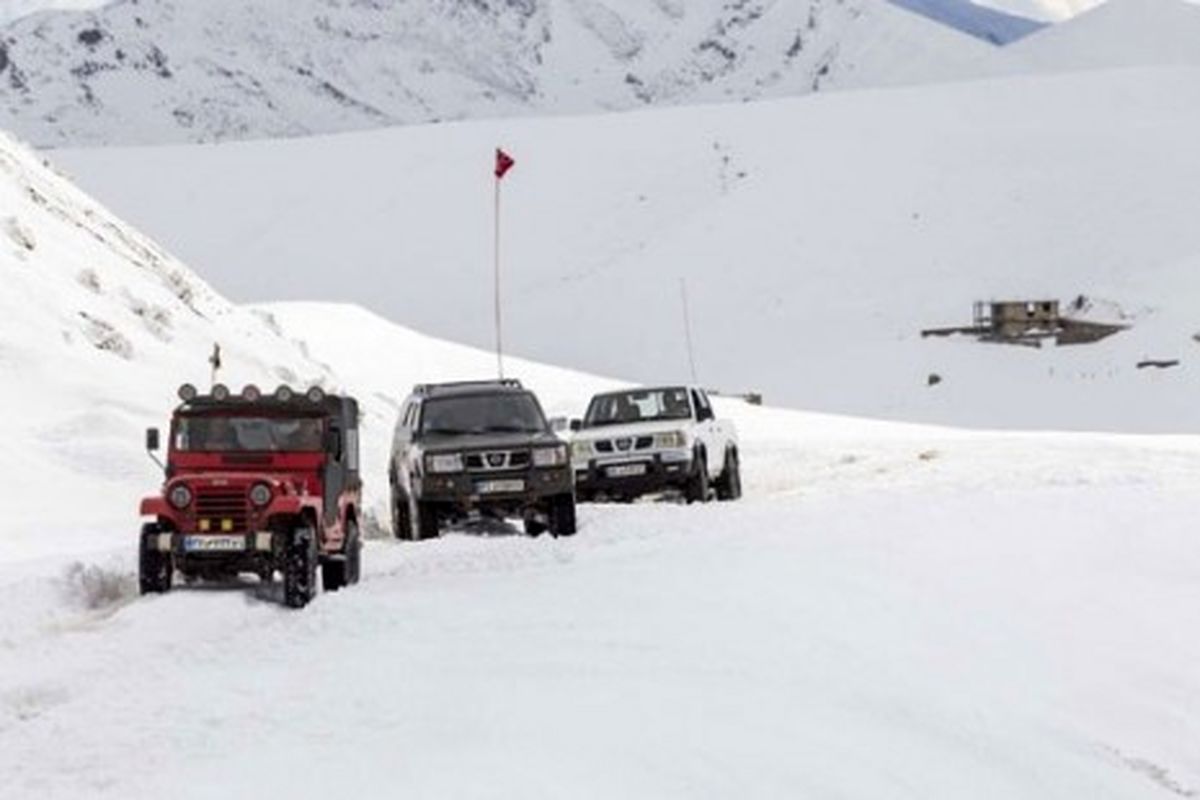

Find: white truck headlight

[654,431,688,449]
[168,484,193,510]
[533,445,568,468]
[425,453,464,473]
[571,441,592,461]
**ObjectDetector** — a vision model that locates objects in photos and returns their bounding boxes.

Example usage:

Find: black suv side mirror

[569,419,583,432]
[146,427,161,452]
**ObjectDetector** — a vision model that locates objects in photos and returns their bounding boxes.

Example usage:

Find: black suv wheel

[548,494,577,537]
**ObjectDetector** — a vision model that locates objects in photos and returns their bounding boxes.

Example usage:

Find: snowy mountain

[0,0,993,147]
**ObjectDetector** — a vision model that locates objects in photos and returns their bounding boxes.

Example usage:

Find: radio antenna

[679,278,699,384]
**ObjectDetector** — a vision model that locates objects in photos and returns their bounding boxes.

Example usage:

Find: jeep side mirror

[569,419,582,432]
[696,407,714,423]
[146,427,160,452]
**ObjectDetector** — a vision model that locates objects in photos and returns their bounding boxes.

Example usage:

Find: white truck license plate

[183,535,245,552]
[476,479,525,494]
[607,463,648,478]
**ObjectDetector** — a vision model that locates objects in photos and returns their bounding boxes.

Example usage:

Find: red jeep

[139,383,363,608]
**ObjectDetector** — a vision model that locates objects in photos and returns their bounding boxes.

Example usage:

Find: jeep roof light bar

[177,383,331,406]
[412,378,524,396]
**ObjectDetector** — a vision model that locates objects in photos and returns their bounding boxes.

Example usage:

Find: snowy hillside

[0,0,993,147]
[1002,0,1200,70]
[60,64,1200,433]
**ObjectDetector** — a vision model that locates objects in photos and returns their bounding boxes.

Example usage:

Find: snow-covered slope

[59,65,1200,433]
[0,0,993,147]
[6,292,1200,798]
[1002,0,1200,71]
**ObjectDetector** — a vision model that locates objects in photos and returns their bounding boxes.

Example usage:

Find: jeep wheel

[548,494,577,537]
[411,499,440,541]
[138,524,173,595]
[392,491,411,540]
[283,526,318,609]
[715,448,743,501]
[685,451,710,504]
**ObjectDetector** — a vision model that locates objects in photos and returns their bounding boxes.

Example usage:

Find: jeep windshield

[421,393,547,436]
[583,387,692,427]
[174,415,324,452]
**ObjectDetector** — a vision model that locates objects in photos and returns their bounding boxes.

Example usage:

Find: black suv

[389,379,576,539]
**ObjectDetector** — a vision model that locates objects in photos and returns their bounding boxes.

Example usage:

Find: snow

[58,64,1200,433]
[3,5,1200,796]
[1002,0,1200,71]
[0,0,993,147]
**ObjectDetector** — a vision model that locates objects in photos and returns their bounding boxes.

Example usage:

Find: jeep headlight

[425,453,464,473]
[249,482,272,507]
[654,431,688,449]
[167,484,193,510]
[571,440,592,461]
[533,445,568,468]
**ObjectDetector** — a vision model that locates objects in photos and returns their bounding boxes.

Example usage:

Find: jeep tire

[283,526,318,609]
[323,518,362,591]
[548,493,577,537]
[138,523,173,595]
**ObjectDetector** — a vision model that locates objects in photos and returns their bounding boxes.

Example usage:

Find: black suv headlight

[532,445,568,468]
[425,453,465,473]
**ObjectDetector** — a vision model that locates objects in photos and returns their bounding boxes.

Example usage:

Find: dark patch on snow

[77,28,104,47]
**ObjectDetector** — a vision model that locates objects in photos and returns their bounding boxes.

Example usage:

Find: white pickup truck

[569,385,741,503]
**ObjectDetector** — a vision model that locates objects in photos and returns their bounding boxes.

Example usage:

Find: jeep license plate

[475,479,525,494]
[607,463,648,478]
[183,535,245,553]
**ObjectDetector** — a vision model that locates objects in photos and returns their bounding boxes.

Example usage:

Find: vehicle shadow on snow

[172,576,285,606]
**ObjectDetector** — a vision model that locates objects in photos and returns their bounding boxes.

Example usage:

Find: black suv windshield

[175,415,324,452]
[421,393,547,436]
[584,387,692,427]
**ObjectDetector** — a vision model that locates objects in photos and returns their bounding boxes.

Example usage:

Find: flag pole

[493,171,504,380]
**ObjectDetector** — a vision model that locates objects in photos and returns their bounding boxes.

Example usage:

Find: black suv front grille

[465,450,531,472]
[195,487,249,532]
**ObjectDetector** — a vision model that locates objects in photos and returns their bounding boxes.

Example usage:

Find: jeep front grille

[195,487,249,532]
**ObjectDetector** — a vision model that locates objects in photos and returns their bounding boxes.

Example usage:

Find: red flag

[494,148,515,180]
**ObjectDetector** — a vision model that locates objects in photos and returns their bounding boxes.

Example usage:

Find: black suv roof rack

[412,378,524,396]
